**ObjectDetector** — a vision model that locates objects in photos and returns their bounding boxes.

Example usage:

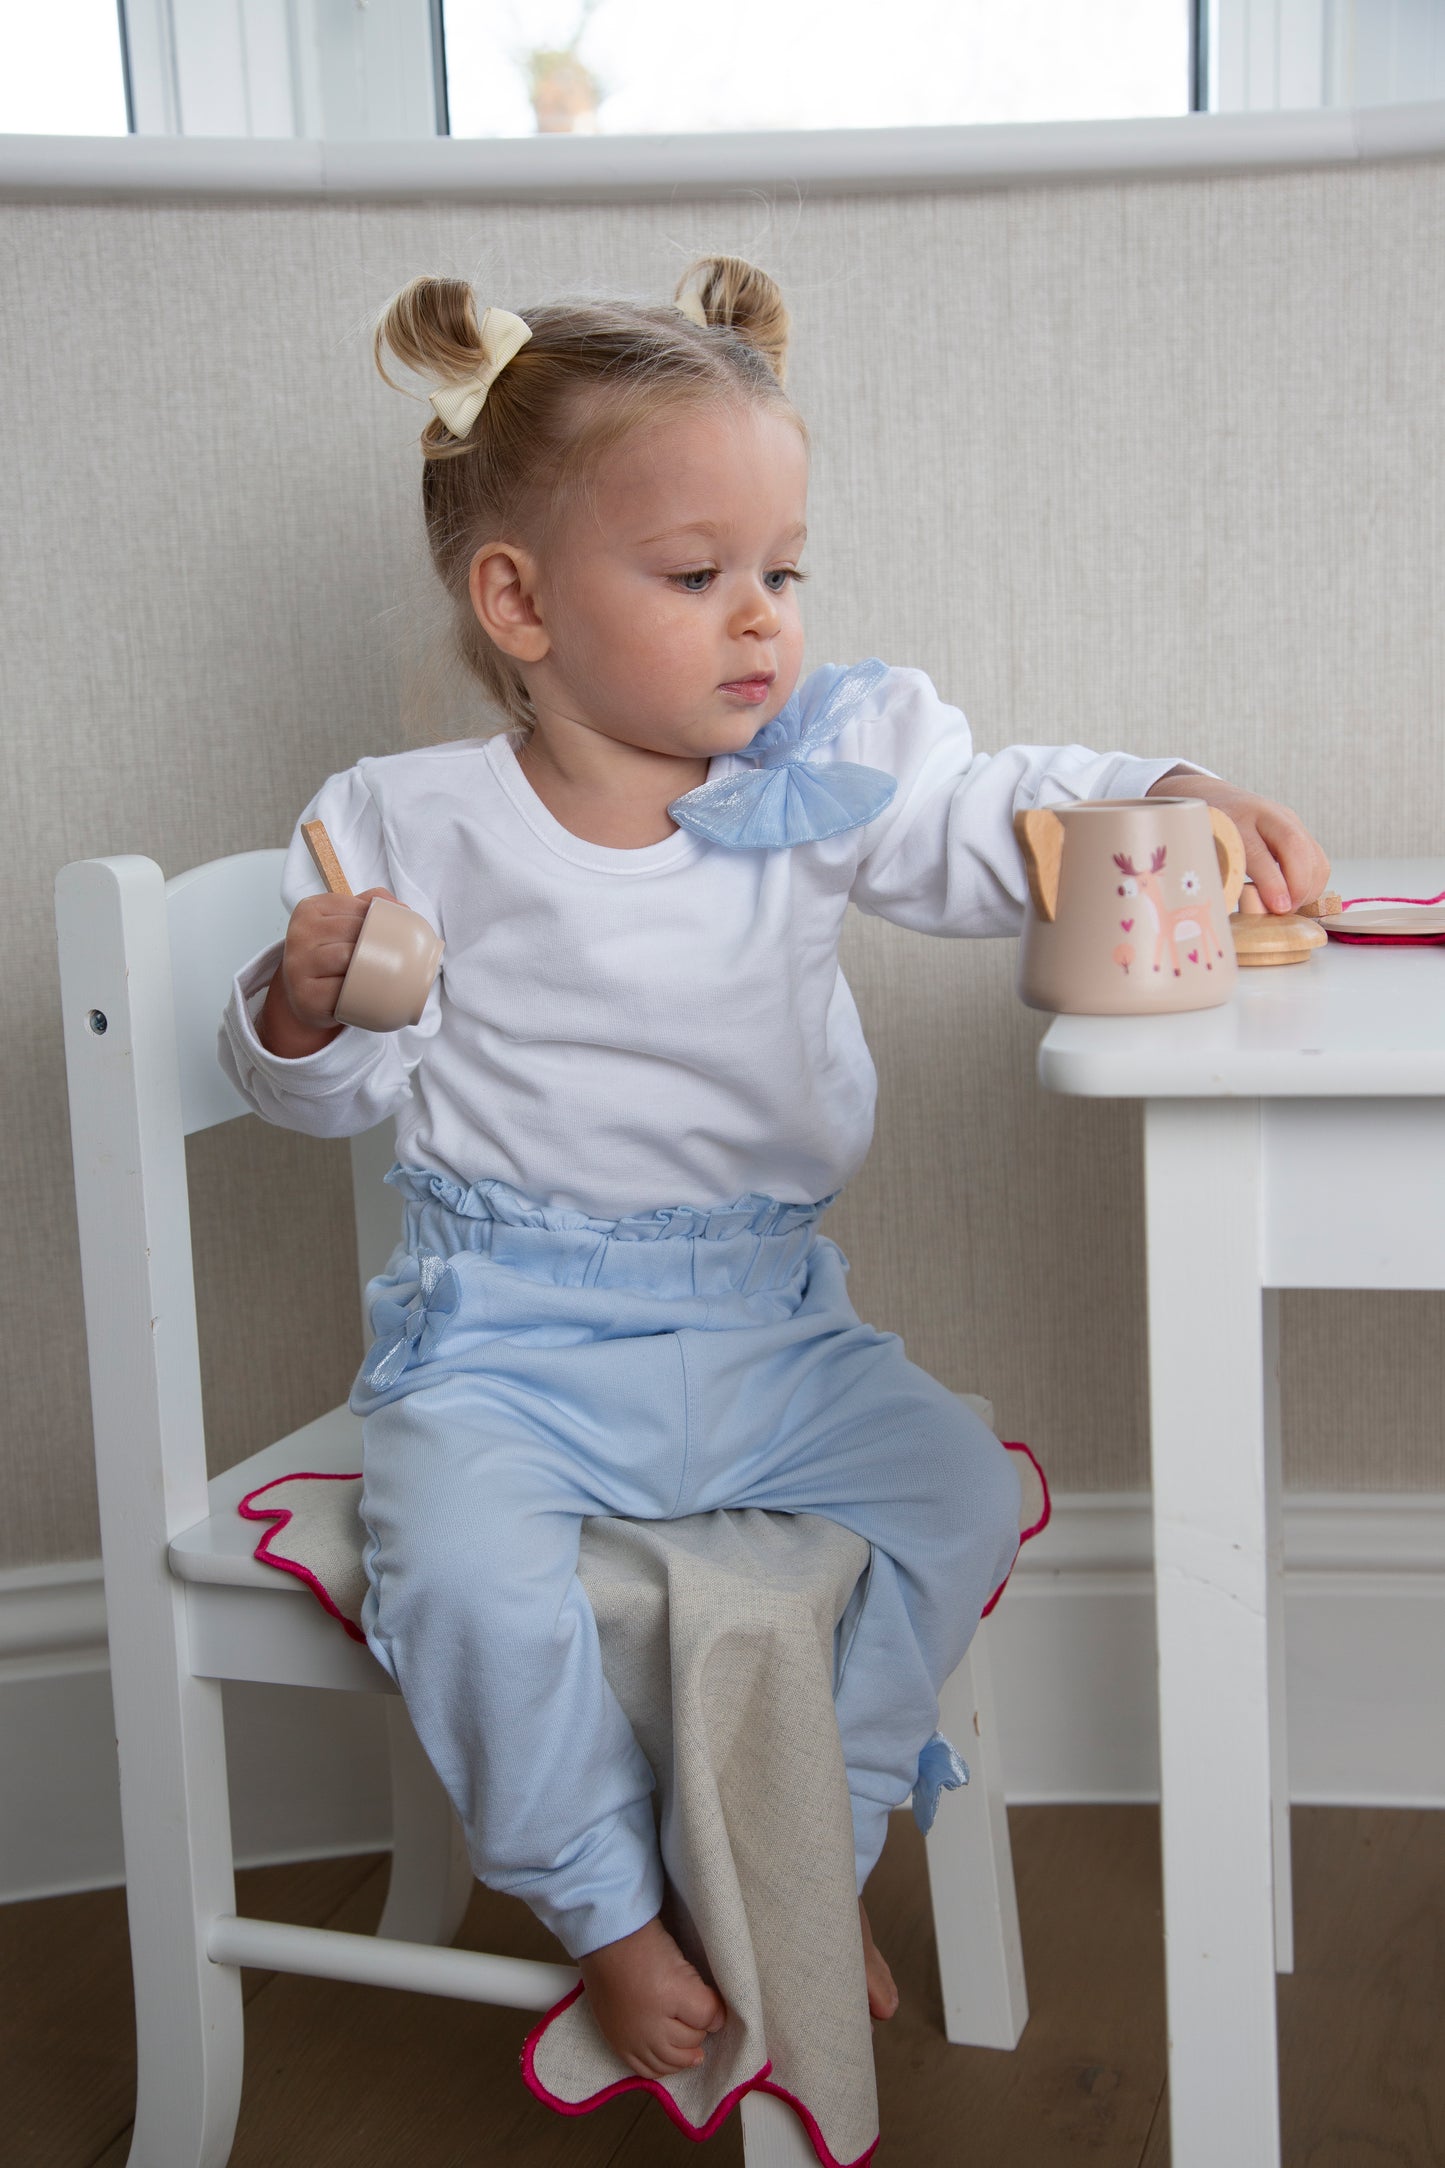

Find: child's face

[526,399,808,760]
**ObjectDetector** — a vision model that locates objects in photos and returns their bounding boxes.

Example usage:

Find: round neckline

[488,733,717,875]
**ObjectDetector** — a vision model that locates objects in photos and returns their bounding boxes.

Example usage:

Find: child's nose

[731,580,781,636]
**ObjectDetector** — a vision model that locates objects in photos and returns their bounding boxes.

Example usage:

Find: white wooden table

[1036,859,1445,2168]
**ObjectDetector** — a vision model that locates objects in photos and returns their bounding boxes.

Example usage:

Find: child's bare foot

[859,1900,899,2021]
[578,1915,726,2081]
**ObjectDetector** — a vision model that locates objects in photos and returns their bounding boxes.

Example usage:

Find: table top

[1038,860,1445,1099]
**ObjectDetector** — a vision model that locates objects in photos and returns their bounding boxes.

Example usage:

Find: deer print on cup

[1015,798,1245,1014]
[1114,848,1225,977]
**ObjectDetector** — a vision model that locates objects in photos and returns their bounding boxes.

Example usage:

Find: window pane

[442,0,1190,138]
[0,0,128,134]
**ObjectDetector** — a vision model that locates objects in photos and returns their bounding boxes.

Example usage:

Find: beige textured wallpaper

[3,162,1443,1570]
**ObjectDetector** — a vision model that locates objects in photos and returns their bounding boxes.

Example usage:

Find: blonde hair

[375,256,799,730]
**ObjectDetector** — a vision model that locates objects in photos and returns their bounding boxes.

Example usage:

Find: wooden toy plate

[1316,904,1445,942]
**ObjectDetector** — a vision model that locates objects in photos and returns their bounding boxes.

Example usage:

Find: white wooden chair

[54,847,1028,2168]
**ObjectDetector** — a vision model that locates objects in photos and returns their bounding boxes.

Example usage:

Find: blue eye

[764,567,804,591]
[674,569,715,592]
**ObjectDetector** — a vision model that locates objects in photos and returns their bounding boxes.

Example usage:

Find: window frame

[4,0,1444,203]
[116,0,447,140]
[1204,0,1445,113]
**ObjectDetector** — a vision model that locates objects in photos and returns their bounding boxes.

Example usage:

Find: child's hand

[1146,774,1330,915]
[257,888,397,1058]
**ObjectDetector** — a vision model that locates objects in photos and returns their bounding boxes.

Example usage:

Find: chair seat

[165,1394,1006,1696]
[169,1403,363,1593]
[169,1405,387,1692]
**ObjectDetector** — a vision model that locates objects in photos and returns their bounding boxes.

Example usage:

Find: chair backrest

[55,852,396,1548]
[167,849,289,1136]
[162,850,400,1291]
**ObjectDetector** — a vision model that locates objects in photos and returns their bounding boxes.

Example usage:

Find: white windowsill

[2,101,1445,203]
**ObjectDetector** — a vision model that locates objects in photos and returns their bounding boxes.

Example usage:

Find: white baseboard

[0,1563,392,1905]
[3,1491,1443,1905]
[991,1491,1445,1807]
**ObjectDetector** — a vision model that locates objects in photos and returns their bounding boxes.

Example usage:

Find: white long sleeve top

[220,663,1189,1218]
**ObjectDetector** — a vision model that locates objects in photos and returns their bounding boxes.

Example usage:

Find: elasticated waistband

[385,1165,832,1299]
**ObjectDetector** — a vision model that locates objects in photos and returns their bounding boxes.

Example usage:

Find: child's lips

[719,675,774,705]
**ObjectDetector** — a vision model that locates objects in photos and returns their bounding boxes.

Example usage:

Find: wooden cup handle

[1014,807,1065,922]
[1209,809,1247,913]
[301,819,353,899]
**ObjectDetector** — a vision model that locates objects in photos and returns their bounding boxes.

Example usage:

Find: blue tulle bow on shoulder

[667,658,897,849]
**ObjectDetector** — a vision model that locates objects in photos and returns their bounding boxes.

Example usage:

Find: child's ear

[469,543,549,663]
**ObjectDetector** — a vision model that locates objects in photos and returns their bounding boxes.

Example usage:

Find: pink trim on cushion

[980,1441,1051,1621]
[238,1472,367,1643]
[520,1982,879,2167]
[751,2077,880,2168]
[521,1983,770,2145]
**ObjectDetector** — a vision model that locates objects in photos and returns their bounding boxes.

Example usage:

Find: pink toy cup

[301,818,443,1034]
[1015,797,1247,1016]
[334,897,443,1032]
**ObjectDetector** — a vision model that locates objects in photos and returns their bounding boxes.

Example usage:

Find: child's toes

[659,2020,708,2069]
[864,1951,899,2020]
[677,1975,726,2034]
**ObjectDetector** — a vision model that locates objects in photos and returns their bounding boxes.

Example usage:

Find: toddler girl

[221,256,1328,2085]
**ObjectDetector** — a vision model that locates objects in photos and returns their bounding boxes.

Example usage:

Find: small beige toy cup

[302,820,443,1033]
[1015,797,1247,1016]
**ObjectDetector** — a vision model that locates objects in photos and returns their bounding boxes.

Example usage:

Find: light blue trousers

[353,1169,1022,1961]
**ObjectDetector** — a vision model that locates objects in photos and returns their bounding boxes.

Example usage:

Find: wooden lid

[1230,911,1327,967]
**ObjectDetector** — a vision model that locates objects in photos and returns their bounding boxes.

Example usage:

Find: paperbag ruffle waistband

[383,1166,835,1300]
[387,1165,832,1242]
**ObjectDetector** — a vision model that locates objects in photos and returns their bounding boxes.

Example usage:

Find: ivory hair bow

[675,290,709,328]
[667,657,897,849]
[428,307,533,439]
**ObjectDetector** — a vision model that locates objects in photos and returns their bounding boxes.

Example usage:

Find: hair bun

[375,276,494,456]
[674,257,790,385]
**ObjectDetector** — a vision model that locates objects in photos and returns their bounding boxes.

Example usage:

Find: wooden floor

[6,1805,1444,2167]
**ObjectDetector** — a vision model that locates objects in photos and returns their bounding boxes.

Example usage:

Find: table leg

[1144,1101,1281,2168]
[1262,1288,1294,1974]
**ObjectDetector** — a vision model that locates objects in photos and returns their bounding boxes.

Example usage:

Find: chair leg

[376,1696,475,1946]
[120,1668,246,2167]
[925,1620,1029,2048]
[740,2089,821,2166]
